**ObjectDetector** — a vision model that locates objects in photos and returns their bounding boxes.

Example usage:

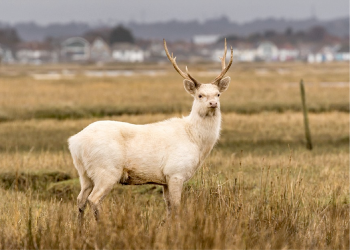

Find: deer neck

[186,104,222,160]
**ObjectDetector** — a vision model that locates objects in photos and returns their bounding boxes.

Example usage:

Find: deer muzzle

[209,101,218,108]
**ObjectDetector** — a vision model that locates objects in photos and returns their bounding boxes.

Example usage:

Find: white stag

[68,39,233,221]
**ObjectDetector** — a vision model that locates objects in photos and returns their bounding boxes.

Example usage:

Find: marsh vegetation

[0,62,348,249]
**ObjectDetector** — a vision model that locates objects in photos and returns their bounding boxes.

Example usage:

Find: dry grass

[0,62,348,121]
[0,112,347,153]
[0,147,348,249]
[0,62,348,249]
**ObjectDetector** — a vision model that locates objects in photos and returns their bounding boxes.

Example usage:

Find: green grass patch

[0,170,71,191]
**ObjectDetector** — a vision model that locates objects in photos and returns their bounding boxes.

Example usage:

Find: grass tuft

[0,170,71,191]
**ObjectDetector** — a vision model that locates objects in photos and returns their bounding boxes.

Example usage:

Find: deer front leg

[166,176,184,218]
[163,185,171,217]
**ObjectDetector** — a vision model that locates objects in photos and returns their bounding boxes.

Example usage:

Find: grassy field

[0,62,348,121]
[0,62,348,249]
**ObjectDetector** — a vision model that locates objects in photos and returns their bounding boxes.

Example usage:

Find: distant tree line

[83,25,135,45]
[220,26,340,46]
[0,24,135,49]
[0,28,21,48]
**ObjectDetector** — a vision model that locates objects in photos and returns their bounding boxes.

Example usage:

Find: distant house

[90,37,111,62]
[141,40,166,62]
[335,44,350,61]
[0,44,15,64]
[307,53,320,63]
[278,44,299,62]
[256,41,279,61]
[112,43,144,62]
[16,42,57,64]
[212,41,283,63]
[212,42,257,62]
[234,43,257,62]
[237,49,257,62]
[321,46,335,62]
[61,37,90,62]
[307,46,336,63]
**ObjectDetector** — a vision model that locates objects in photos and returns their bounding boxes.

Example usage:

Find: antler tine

[163,39,189,80]
[212,40,233,85]
[218,38,227,70]
[185,66,199,85]
[163,39,200,86]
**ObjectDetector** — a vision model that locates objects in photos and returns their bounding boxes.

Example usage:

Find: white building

[235,48,257,62]
[16,42,57,64]
[61,37,90,62]
[112,43,144,62]
[278,45,299,62]
[307,46,337,63]
[0,44,15,64]
[335,45,350,61]
[212,41,283,63]
[90,37,111,62]
[256,41,279,61]
[212,45,257,62]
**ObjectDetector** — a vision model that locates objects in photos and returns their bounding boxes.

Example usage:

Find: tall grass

[0,149,348,249]
[0,111,348,249]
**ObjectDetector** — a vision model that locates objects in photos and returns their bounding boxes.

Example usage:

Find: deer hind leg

[87,168,122,221]
[72,156,93,225]
[77,172,93,224]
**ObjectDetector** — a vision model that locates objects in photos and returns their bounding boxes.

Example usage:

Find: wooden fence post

[300,79,313,150]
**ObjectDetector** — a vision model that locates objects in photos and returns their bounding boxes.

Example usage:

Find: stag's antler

[212,38,233,85]
[163,39,200,87]
[164,38,233,87]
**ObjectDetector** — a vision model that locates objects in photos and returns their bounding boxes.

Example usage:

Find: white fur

[68,77,230,220]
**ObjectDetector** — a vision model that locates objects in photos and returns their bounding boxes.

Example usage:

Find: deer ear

[217,76,230,93]
[183,79,197,95]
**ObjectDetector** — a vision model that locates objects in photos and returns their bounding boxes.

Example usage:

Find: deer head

[164,39,233,117]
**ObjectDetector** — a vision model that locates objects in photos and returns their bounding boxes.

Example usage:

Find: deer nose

[209,101,217,108]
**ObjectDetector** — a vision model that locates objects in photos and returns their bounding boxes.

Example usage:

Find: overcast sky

[0,0,348,25]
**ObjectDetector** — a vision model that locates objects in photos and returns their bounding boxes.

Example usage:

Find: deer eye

[217,94,220,97]
[198,95,202,98]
